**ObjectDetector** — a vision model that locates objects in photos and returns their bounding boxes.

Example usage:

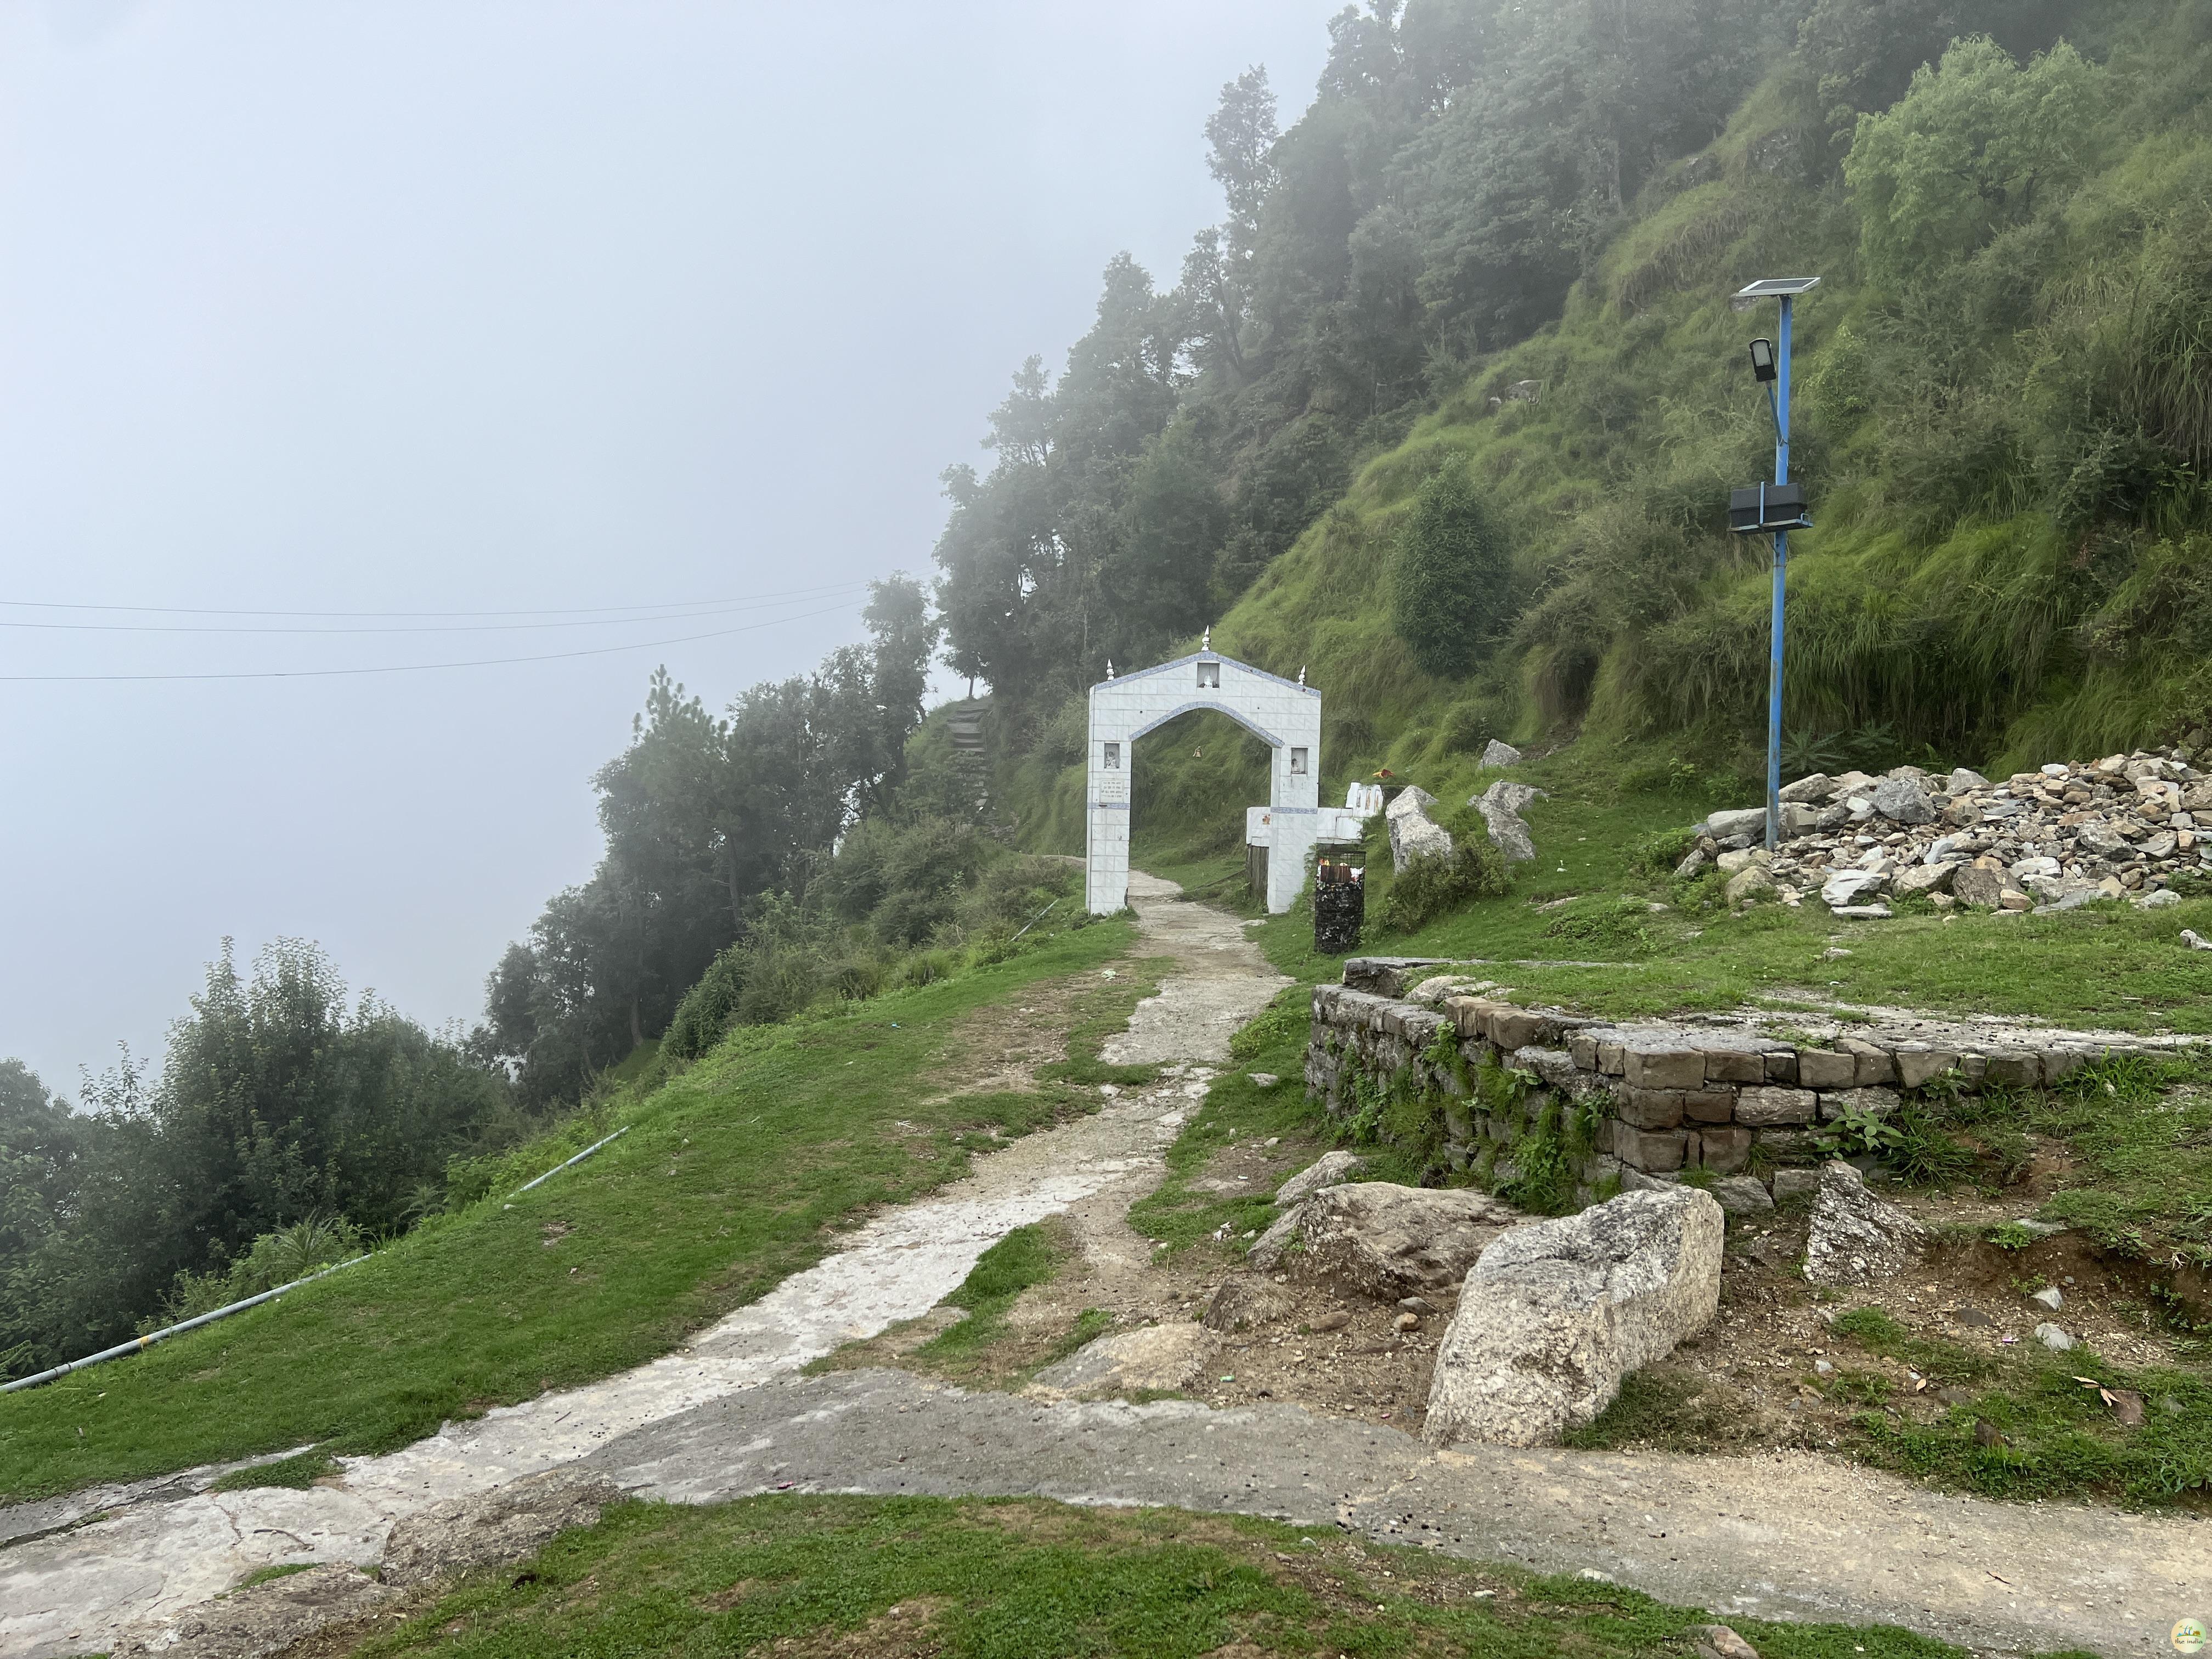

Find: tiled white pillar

[1085,652,1322,916]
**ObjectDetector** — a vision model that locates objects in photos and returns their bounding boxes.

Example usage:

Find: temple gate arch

[1086,643,1321,915]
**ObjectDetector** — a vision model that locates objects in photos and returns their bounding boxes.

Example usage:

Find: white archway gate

[1086,647,1322,915]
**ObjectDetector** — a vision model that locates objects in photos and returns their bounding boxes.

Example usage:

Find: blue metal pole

[1765,296,1793,852]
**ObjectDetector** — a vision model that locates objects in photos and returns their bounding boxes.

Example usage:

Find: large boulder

[381,1468,626,1588]
[1801,1162,1928,1286]
[1031,1322,1217,1398]
[1778,773,1837,804]
[1267,1182,1523,1300]
[1386,787,1453,872]
[1471,780,1548,864]
[1274,1149,1366,1207]
[1479,739,1523,768]
[1424,1185,1723,1447]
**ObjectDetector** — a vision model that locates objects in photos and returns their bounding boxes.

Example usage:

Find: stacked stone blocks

[1305,980,2148,1193]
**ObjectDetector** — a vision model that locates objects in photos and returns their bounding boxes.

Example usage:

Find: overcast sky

[0,0,1336,1096]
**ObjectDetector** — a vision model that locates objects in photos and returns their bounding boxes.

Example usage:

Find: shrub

[1380,834,1510,934]
[1389,464,1513,678]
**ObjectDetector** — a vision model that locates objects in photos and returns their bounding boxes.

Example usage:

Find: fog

[0,0,1335,1094]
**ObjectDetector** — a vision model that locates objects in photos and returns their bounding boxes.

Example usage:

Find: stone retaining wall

[1305,965,2171,1197]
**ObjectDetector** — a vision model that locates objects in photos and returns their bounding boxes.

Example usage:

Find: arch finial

[1105,658,1115,680]
[1201,625,1211,652]
[1297,665,1307,687]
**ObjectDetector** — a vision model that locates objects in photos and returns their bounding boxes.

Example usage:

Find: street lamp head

[1748,337,1778,384]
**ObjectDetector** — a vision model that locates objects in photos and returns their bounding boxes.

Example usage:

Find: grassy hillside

[1000,1,2212,872]
[0,918,1142,1502]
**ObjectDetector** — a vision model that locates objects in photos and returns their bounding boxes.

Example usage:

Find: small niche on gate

[1196,661,1221,689]
[1102,741,1121,769]
[1289,746,1309,775]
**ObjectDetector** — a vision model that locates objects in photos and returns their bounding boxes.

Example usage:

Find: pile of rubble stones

[1679,747,2210,917]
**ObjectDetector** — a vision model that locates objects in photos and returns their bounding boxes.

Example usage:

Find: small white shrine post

[1085,641,1322,915]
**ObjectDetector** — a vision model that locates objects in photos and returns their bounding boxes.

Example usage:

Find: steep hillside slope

[1001,1,2212,860]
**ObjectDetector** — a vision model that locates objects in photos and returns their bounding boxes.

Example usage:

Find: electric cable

[0,584,870,636]
[0,599,864,684]
[0,576,873,622]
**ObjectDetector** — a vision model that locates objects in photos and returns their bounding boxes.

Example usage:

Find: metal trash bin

[1312,849,1365,955]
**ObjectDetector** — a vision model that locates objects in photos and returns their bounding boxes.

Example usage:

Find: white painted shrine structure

[1085,644,1322,915]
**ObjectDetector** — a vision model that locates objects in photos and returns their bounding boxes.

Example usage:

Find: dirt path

[0,872,1283,1659]
[7,879,2204,1658]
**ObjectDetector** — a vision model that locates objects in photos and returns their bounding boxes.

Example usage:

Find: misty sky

[0,0,1336,1095]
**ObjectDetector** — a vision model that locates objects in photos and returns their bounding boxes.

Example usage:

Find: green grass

[1237,744,2212,1035]
[0,919,1141,1504]
[914,1224,1069,1361]
[346,1492,1988,1659]
[1827,1308,2212,1507]
[205,1446,337,1493]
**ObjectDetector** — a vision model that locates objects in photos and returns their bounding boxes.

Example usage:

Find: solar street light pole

[1767,295,1792,851]
[1733,277,1819,852]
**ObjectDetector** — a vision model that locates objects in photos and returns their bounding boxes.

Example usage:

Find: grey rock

[1946,768,1991,793]
[1705,807,1768,840]
[1386,788,1453,873]
[1032,1322,1217,1398]
[2075,818,2130,856]
[1689,1624,1764,1659]
[1280,1182,1525,1300]
[2034,1322,2075,1353]
[1953,864,2010,909]
[1770,1168,1822,1202]
[1478,739,1523,768]
[1202,1276,1301,1333]
[1708,1175,1774,1215]
[1778,774,1837,804]
[2185,929,2212,951]
[1803,1161,1927,1286]
[1471,780,1548,864]
[2135,887,2180,910]
[1867,776,1937,825]
[1830,904,1893,919]
[1674,848,1711,879]
[381,1468,625,1589]
[1275,1150,1365,1207]
[1725,865,1778,905]
[1245,1206,1306,1272]
[1821,869,1891,907]
[1894,861,1957,896]
[1424,1186,1724,1447]
[111,1565,403,1659]
[1716,849,1763,875]
[2031,1285,2064,1311]
[1942,797,1984,828]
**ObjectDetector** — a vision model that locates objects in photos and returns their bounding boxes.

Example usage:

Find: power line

[0,577,877,622]
[0,599,865,684]
[0,585,870,637]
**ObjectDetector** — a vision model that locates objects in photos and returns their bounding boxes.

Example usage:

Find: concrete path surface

[589,1365,2207,1658]
[4,873,2204,1658]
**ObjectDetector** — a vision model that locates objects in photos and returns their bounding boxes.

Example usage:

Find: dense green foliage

[0,943,513,1379]
[1389,462,1512,675]
[940,0,2212,878]
[475,578,941,1107]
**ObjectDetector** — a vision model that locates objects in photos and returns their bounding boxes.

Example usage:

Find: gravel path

[4,877,2203,1658]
